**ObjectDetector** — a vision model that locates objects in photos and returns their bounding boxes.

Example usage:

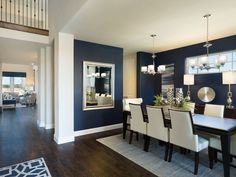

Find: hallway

[0,108,156,177]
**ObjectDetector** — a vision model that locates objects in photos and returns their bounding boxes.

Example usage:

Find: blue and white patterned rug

[0,158,52,177]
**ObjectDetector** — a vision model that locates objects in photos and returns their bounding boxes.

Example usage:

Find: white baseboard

[54,135,75,144]
[74,123,122,137]
[37,120,45,128]
[45,123,54,129]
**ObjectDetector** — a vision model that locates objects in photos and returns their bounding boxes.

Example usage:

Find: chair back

[204,104,224,118]
[169,109,198,151]
[188,102,195,114]
[129,103,146,135]
[146,106,168,142]
[122,98,143,111]
[231,135,236,156]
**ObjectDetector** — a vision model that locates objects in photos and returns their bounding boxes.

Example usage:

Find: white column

[38,48,46,127]
[33,65,39,100]
[54,32,74,144]
[0,63,2,106]
[45,46,54,129]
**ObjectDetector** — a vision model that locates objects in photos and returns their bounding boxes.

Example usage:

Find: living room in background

[2,71,36,108]
[2,76,26,94]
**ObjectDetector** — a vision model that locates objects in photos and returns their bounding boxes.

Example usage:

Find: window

[14,77,26,94]
[2,77,11,92]
[185,50,236,74]
[2,76,26,94]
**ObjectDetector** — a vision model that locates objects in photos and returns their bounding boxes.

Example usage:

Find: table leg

[123,111,128,139]
[221,134,231,177]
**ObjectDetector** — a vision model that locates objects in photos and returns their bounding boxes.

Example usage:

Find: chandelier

[141,34,166,75]
[88,67,107,78]
[189,14,227,70]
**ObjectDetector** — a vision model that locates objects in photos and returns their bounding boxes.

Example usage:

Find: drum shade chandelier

[189,14,227,70]
[141,34,166,75]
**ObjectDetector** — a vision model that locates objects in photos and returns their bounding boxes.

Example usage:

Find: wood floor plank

[0,108,157,177]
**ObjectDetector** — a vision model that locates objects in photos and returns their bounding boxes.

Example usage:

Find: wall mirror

[83,61,115,110]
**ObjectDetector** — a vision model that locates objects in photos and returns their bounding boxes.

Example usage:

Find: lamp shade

[184,74,194,85]
[200,56,208,65]
[141,66,147,72]
[222,71,236,84]
[157,65,166,72]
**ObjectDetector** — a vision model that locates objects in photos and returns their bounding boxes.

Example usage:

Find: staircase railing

[0,0,48,35]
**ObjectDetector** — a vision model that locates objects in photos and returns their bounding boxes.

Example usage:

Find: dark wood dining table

[123,111,236,177]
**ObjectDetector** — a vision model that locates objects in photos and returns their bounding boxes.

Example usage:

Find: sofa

[2,92,17,108]
[19,93,36,106]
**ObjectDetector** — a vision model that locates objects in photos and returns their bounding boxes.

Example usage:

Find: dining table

[123,110,236,177]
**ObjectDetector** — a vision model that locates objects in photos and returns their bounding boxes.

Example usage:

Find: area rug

[0,158,52,177]
[97,134,236,177]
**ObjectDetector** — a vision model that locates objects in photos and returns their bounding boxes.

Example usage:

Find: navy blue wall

[137,52,160,105]
[74,40,123,131]
[137,35,236,106]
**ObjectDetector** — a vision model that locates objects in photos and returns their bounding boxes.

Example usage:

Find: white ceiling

[63,0,236,55]
[0,37,45,65]
[1,0,236,64]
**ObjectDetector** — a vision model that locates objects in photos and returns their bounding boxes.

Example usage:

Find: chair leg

[214,150,218,163]
[136,132,139,141]
[123,129,126,139]
[180,147,187,155]
[194,152,199,175]
[144,135,150,152]
[164,142,169,161]
[208,147,214,169]
[158,140,165,146]
[129,131,133,144]
[168,144,173,162]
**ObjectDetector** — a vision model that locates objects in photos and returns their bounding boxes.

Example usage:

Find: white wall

[2,63,35,87]
[123,53,137,98]
[0,63,2,105]
[54,32,74,144]
[45,46,54,129]
[37,46,54,129]
[38,48,46,127]
[0,28,49,44]
[48,0,87,40]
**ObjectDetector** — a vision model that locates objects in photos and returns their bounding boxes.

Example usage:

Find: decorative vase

[167,88,174,105]
[176,88,183,104]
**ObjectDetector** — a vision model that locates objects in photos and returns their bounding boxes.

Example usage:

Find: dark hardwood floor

[0,107,157,177]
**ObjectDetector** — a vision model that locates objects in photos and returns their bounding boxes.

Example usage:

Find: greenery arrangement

[153,95,168,106]
[154,95,194,112]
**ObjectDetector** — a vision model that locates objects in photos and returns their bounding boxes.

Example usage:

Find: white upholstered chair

[204,104,225,118]
[122,98,143,112]
[122,98,143,139]
[187,102,196,114]
[209,135,236,169]
[168,110,209,175]
[129,103,147,150]
[146,106,169,160]
[202,104,225,161]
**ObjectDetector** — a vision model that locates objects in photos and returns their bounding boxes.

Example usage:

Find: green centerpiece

[154,95,194,113]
